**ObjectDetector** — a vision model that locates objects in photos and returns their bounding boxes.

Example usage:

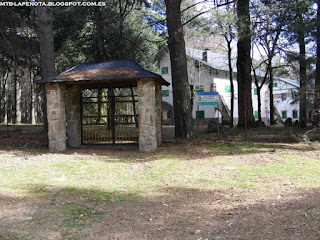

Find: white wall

[158,53,173,106]
[158,51,298,124]
[273,78,299,121]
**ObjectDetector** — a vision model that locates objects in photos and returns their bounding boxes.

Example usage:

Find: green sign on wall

[161,67,168,74]
[161,90,169,97]
[225,85,231,93]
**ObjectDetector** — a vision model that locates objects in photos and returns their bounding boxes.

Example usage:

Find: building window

[293,110,298,119]
[196,110,205,119]
[281,93,287,101]
[161,90,169,97]
[195,85,204,92]
[225,85,231,93]
[167,111,172,119]
[292,91,297,100]
[273,82,278,88]
[282,111,287,119]
[202,52,208,62]
[210,83,216,92]
[254,111,258,118]
[161,67,169,74]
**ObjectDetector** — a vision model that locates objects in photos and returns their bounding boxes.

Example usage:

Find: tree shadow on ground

[1,184,320,240]
[0,184,139,240]
[75,186,320,240]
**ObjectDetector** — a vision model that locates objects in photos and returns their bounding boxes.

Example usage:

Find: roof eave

[35,76,170,87]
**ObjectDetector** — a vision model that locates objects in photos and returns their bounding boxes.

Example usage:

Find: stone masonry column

[46,83,67,152]
[155,84,162,146]
[137,79,159,151]
[66,85,82,147]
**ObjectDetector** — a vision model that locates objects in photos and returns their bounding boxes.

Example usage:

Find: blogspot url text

[0,2,106,7]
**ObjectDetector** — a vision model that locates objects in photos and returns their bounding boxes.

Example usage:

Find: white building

[273,77,300,122]
[156,47,300,125]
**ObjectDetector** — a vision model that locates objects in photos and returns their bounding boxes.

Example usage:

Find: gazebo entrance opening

[82,88,139,144]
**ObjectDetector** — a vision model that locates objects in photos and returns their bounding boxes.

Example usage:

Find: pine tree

[165,0,194,137]
[237,0,255,127]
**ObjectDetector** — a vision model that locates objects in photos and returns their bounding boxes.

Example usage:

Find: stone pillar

[155,84,162,146]
[66,85,82,147]
[137,79,160,151]
[46,83,66,152]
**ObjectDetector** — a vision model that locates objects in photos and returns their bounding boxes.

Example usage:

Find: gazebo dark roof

[36,60,169,88]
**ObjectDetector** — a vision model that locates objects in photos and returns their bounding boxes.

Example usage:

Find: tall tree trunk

[265,28,281,125]
[3,86,8,124]
[269,68,275,124]
[130,87,138,128]
[1,71,9,123]
[94,7,106,123]
[298,35,307,128]
[31,84,37,124]
[297,7,307,128]
[94,7,106,61]
[236,0,255,127]
[252,67,262,122]
[13,59,18,124]
[31,83,35,124]
[165,0,194,138]
[37,5,55,131]
[0,76,3,123]
[31,63,38,124]
[227,38,234,127]
[315,1,320,125]
[16,72,22,124]
[29,64,35,124]
[257,87,262,121]
[107,88,114,131]
[97,89,104,123]
[0,82,2,122]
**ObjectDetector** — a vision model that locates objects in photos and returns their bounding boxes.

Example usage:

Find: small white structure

[156,47,300,125]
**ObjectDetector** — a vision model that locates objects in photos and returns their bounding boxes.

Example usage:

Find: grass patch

[57,203,104,233]
[147,158,181,180]
[231,155,320,187]
[264,155,320,187]
[206,142,272,154]
[0,232,46,240]
[1,128,320,239]
[175,141,276,156]
[120,154,134,162]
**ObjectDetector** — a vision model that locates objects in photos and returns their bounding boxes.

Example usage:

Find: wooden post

[111,92,116,144]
